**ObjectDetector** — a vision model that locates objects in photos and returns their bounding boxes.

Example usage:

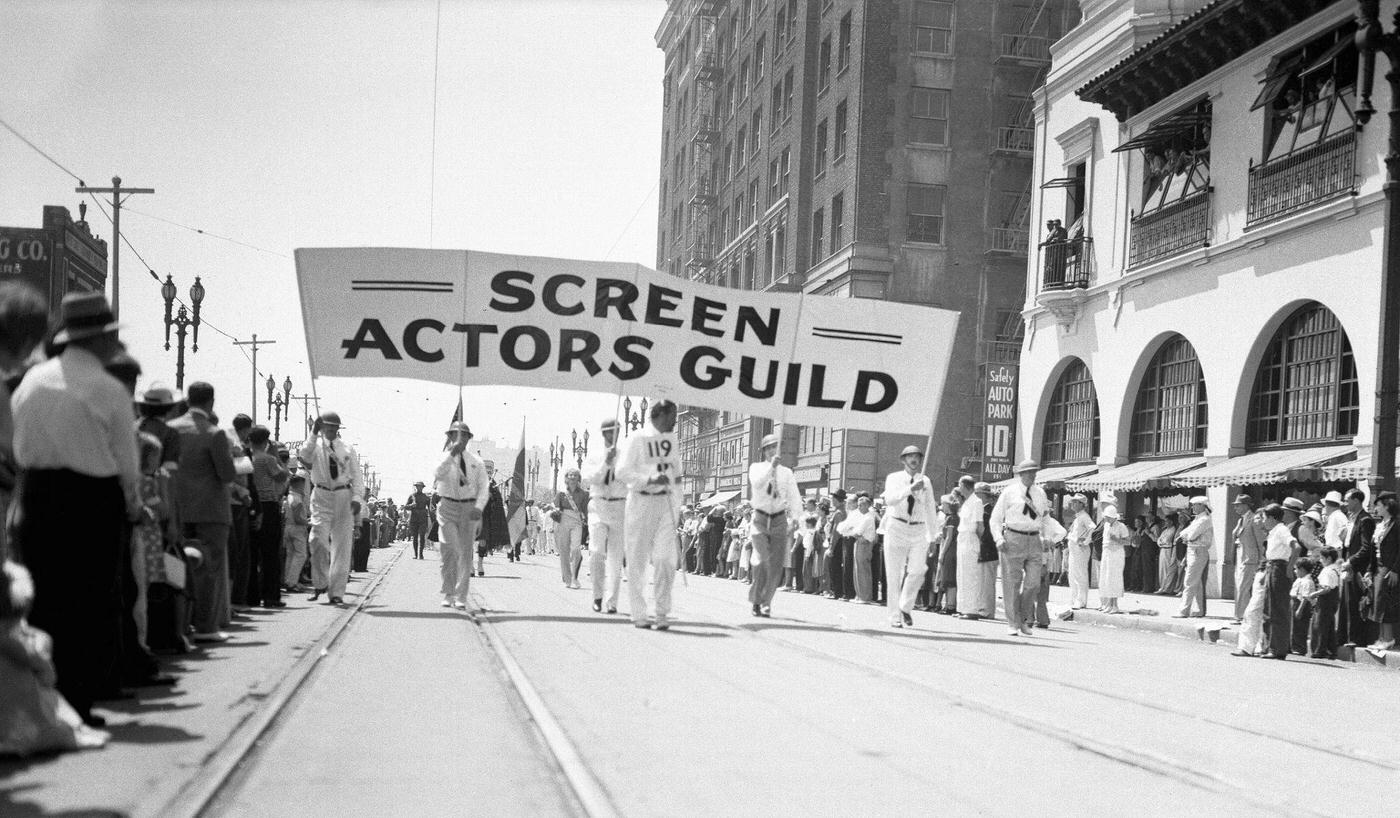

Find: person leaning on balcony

[1173,496,1213,619]
[1232,494,1269,625]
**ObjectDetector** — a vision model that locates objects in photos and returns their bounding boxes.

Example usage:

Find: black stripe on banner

[351,286,455,293]
[811,325,903,341]
[811,330,902,346]
[351,279,454,286]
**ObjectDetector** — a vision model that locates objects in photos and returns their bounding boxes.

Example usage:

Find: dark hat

[52,292,120,344]
[445,420,471,436]
[317,411,345,429]
[831,488,848,501]
[600,417,620,430]
[1233,493,1256,507]
[413,480,425,488]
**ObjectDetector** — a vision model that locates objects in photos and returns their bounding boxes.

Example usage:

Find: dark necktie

[457,455,467,487]
[605,450,614,485]
[1022,486,1038,520]
[327,441,339,481]
[768,471,776,498]
[907,475,916,515]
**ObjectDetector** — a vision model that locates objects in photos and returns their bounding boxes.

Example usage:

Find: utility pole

[290,394,318,432]
[75,176,154,320]
[232,334,276,420]
[1358,0,1400,495]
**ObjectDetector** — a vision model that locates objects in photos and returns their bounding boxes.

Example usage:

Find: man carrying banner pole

[434,421,489,609]
[617,399,684,630]
[746,433,802,618]
[583,418,627,614]
[880,444,938,628]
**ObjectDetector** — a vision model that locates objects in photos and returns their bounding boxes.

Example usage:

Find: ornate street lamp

[548,438,564,494]
[265,374,293,440]
[622,395,649,435]
[571,428,590,469]
[527,454,541,501]
[160,274,204,389]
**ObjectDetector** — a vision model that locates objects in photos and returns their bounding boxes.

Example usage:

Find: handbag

[164,538,191,590]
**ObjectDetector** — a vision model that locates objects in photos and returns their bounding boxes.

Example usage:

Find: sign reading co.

[982,364,1019,482]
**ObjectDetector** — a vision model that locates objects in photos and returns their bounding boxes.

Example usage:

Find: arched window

[1041,359,1100,464]
[1129,336,1208,457]
[1246,303,1359,448]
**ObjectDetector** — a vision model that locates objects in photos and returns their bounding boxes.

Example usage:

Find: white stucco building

[1018,0,1386,595]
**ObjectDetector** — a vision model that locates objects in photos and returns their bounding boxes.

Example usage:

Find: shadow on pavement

[0,785,126,818]
[361,610,469,620]
[481,614,655,626]
[857,628,1058,649]
[104,720,202,745]
[99,698,200,715]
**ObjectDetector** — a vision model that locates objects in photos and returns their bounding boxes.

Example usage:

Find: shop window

[1247,302,1359,448]
[1041,358,1100,465]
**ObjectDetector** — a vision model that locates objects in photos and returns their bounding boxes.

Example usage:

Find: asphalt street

[199,545,1400,818]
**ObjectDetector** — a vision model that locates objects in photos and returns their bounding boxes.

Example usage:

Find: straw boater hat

[1069,493,1088,506]
[137,384,181,408]
[760,433,780,450]
[52,292,121,344]
[1189,495,1211,511]
[1281,496,1307,513]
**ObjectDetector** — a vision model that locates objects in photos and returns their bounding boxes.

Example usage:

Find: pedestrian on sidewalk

[434,421,488,610]
[298,411,363,606]
[929,492,958,613]
[1364,492,1400,651]
[583,418,627,614]
[1231,494,1267,623]
[1231,567,1268,658]
[1308,547,1341,658]
[247,425,288,608]
[841,492,879,604]
[989,459,1047,637]
[169,382,237,645]
[282,474,309,591]
[1097,506,1129,614]
[1260,503,1297,660]
[1290,558,1317,655]
[1175,496,1213,618]
[746,433,801,618]
[1157,513,1181,594]
[1066,494,1093,609]
[617,399,683,630]
[880,445,937,629]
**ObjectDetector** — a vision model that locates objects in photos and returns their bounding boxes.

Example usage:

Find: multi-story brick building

[655,0,1077,503]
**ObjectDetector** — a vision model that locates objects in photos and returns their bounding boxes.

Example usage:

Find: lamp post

[548,437,564,495]
[527,454,541,501]
[160,274,204,389]
[622,395,649,435]
[265,375,293,440]
[1357,0,1400,495]
[571,428,590,469]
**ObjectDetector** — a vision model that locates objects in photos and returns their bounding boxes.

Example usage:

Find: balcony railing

[1040,236,1092,291]
[1246,130,1356,227]
[993,126,1034,156]
[989,227,1029,255]
[691,114,719,144]
[1129,190,1210,267]
[997,34,1051,65]
[689,173,717,207]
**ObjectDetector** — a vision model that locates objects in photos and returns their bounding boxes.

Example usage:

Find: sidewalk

[1039,580,1400,669]
[0,545,400,818]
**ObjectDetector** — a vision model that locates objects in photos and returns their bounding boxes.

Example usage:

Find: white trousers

[883,521,930,620]
[557,513,583,585]
[589,503,626,608]
[1068,542,1092,608]
[309,488,354,598]
[283,530,308,586]
[438,500,480,601]
[955,536,984,615]
[625,494,679,624]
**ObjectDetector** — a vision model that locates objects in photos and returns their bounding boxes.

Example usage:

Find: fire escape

[685,0,721,282]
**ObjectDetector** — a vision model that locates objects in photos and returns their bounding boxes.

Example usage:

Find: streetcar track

[682,580,1397,772]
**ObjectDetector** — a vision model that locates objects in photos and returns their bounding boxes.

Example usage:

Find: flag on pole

[506,422,527,546]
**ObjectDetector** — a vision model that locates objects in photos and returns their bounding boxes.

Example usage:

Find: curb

[140,543,409,818]
[1057,606,1232,641]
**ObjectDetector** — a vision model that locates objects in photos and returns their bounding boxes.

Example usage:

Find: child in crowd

[792,514,818,591]
[0,560,109,756]
[1232,567,1269,657]
[1309,547,1341,659]
[1290,558,1317,655]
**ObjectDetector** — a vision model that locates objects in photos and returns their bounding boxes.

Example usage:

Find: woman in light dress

[1097,506,1130,614]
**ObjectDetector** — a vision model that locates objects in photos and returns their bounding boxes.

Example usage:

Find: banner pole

[920,411,937,479]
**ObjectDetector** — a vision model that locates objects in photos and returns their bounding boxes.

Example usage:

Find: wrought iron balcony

[988,227,1029,255]
[1040,236,1092,291]
[1246,130,1355,227]
[993,126,1034,157]
[685,233,714,268]
[688,173,717,207]
[1128,190,1210,267]
[691,114,719,145]
[996,34,1051,66]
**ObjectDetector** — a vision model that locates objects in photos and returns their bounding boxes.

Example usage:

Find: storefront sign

[0,229,52,292]
[982,364,1018,482]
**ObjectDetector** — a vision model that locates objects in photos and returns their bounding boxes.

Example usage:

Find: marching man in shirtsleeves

[880,444,939,629]
[616,399,684,630]
[297,411,364,605]
[434,421,490,610]
[746,433,802,618]
[583,418,627,614]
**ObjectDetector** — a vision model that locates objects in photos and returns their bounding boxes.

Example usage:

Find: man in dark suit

[168,381,237,642]
[1341,488,1377,647]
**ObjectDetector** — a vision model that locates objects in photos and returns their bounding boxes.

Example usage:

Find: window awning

[1063,456,1208,492]
[1112,103,1211,153]
[1170,445,1357,489]
[697,489,740,508]
[991,464,1098,493]
[1300,34,1353,78]
[1040,177,1082,190]
[1321,448,1400,482]
[1250,54,1304,111]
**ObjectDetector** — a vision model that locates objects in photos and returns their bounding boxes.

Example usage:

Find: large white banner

[295,248,960,435]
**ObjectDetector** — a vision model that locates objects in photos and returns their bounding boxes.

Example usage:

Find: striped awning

[1063,456,1207,493]
[991,464,1098,493]
[1171,445,1356,489]
[697,489,740,507]
[1321,449,1400,482]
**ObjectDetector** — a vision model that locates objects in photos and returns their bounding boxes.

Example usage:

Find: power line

[120,207,290,259]
[0,114,84,183]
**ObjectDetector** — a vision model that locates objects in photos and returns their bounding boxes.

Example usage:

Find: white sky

[0,0,665,499]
